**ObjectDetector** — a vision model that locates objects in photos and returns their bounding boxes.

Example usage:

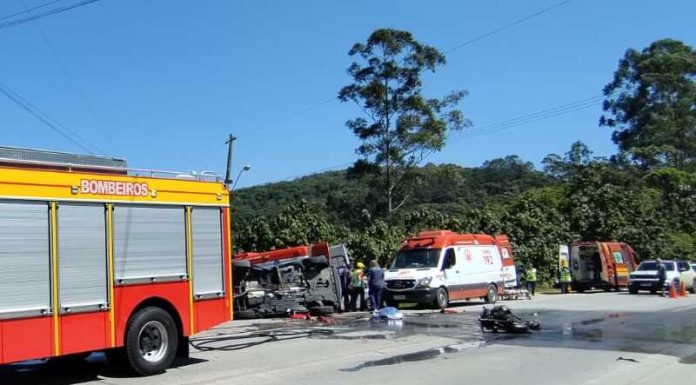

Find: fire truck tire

[435,287,449,310]
[484,284,498,304]
[124,307,178,376]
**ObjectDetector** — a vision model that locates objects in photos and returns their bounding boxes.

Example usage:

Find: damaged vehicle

[479,306,541,334]
[233,244,350,319]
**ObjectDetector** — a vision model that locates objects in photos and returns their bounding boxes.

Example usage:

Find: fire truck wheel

[484,284,498,304]
[435,287,449,310]
[124,307,178,376]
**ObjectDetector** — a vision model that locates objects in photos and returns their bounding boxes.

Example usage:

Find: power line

[0,0,66,22]
[0,0,103,31]
[257,96,604,185]
[0,82,102,154]
[444,0,572,54]
[252,0,573,132]
[20,0,106,131]
[449,95,603,143]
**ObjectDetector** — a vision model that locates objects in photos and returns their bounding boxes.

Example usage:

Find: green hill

[232,144,696,284]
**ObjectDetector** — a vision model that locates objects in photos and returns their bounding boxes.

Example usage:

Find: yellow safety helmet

[356,262,365,268]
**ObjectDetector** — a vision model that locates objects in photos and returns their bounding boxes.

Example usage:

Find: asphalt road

[3,291,696,385]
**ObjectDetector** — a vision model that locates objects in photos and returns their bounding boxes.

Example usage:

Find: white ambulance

[383,231,517,309]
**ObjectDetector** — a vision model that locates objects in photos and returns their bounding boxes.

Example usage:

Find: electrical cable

[0,82,100,154]
[189,328,335,352]
[444,0,572,54]
[449,95,602,143]
[0,0,67,22]
[19,0,107,138]
[0,0,103,31]
[254,0,573,131]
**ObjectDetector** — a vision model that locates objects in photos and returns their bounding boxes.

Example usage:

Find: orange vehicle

[383,231,518,309]
[0,147,232,375]
[563,241,639,292]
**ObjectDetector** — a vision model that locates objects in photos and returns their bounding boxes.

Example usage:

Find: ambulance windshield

[391,249,440,269]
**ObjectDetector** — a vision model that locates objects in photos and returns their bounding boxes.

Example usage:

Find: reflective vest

[526,268,537,282]
[560,268,572,283]
[351,270,364,288]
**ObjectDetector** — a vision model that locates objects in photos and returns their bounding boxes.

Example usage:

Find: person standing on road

[524,263,537,296]
[337,262,351,312]
[560,266,572,294]
[656,259,667,297]
[366,259,385,310]
[350,262,366,311]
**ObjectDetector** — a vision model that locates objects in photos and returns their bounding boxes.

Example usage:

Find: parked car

[628,260,696,294]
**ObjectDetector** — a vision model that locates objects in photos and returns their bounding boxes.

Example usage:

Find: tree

[338,28,468,220]
[542,141,595,181]
[600,39,696,170]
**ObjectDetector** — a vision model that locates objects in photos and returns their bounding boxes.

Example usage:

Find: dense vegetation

[233,38,696,284]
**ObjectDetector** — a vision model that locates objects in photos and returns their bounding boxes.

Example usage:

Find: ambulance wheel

[435,287,449,309]
[124,307,178,376]
[484,284,498,304]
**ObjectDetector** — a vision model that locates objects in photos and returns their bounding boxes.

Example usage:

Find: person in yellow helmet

[349,261,366,311]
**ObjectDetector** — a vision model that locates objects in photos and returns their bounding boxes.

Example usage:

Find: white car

[628,260,696,294]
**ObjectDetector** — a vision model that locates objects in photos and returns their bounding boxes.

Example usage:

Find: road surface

[2,291,695,385]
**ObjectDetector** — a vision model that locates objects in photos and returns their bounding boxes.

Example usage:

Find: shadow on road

[0,354,207,385]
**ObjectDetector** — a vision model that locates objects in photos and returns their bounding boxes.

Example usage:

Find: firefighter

[560,266,572,294]
[524,263,537,296]
[349,262,366,311]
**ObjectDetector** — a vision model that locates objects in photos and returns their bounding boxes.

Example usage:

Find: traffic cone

[679,281,688,297]
[668,283,678,299]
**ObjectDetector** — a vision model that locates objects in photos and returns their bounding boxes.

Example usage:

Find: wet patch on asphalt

[321,306,696,370]
[340,343,480,372]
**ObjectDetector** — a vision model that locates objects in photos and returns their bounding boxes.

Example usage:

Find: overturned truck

[233,243,350,319]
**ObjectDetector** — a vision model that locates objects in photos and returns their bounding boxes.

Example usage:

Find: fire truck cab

[383,230,517,309]
[0,147,233,376]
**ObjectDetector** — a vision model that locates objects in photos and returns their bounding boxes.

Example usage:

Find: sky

[0,0,694,188]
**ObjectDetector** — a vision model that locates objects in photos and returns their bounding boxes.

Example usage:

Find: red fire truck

[0,147,232,375]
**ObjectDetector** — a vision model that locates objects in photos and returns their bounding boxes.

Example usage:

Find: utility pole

[224,134,236,188]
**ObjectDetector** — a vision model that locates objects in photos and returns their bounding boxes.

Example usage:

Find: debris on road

[616,357,640,363]
[372,307,404,320]
[479,306,541,334]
